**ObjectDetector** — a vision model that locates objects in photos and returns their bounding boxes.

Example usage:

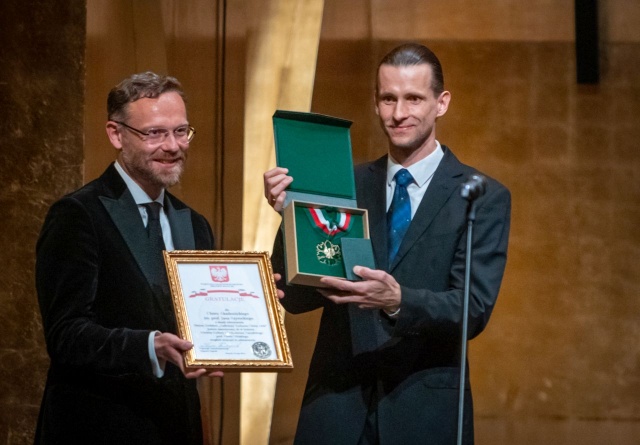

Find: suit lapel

[390,148,466,271]
[99,188,162,291]
[359,157,389,271]
[348,158,389,354]
[349,149,468,351]
[96,165,176,327]
[165,195,195,250]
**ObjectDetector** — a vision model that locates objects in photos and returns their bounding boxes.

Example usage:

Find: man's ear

[436,91,451,117]
[106,121,123,149]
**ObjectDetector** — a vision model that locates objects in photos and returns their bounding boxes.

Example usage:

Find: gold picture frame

[163,250,292,371]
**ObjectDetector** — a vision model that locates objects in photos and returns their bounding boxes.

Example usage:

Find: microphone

[460,174,487,201]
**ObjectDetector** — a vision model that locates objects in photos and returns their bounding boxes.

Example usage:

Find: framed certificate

[163,250,293,371]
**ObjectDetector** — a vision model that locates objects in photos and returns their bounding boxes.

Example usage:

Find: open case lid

[273,110,356,207]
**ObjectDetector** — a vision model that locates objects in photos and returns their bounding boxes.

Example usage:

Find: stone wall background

[0,1,86,443]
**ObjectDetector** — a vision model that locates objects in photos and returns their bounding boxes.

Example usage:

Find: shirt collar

[114,160,165,205]
[387,140,444,187]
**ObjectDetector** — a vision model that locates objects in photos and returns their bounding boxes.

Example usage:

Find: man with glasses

[35,72,222,444]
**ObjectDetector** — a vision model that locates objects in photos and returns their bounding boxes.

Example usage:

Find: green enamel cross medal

[306,207,354,266]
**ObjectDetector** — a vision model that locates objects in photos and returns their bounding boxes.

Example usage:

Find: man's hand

[274,273,285,300]
[318,266,401,313]
[154,332,224,379]
[263,167,293,212]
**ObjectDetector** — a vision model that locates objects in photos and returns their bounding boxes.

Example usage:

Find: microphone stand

[456,198,479,445]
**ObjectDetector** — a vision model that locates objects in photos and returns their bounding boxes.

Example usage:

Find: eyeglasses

[114,121,196,144]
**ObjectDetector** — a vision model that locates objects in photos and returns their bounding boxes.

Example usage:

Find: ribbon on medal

[308,207,352,235]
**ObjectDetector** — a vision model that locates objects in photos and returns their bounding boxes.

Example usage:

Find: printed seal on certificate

[252,342,272,359]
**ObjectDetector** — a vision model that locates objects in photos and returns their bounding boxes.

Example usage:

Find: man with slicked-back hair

[264,43,511,444]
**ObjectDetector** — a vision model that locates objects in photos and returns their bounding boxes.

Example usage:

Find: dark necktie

[143,202,168,293]
[387,168,414,263]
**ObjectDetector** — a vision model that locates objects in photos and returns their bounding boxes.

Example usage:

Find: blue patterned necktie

[387,169,414,263]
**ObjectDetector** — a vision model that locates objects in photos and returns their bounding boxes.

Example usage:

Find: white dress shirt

[386,141,445,218]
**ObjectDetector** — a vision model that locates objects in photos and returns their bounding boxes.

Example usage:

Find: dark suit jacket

[35,163,214,445]
[272,147,511,445]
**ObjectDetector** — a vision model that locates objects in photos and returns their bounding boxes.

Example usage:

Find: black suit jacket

[273,147,511,445]
[35,163,214,445]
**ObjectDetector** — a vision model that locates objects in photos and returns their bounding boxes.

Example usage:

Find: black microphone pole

[457,175,486,445]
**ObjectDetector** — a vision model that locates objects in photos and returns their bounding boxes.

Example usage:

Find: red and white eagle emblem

[209,265,229,282]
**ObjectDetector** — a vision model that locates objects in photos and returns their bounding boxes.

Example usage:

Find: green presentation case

[273,110,375,287]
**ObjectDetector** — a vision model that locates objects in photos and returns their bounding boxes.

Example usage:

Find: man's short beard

[122,149,185,190]
[144,164,184,189]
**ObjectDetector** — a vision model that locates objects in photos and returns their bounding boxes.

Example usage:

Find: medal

[305,207,354,266]
[316,240,341,265]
